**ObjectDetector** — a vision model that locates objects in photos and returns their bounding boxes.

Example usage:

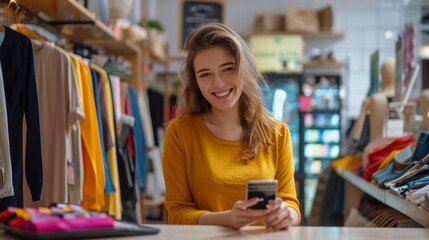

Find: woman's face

[193,46,242,112]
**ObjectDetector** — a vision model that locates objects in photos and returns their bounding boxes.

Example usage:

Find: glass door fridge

[262,73,304,219]
[300,74,342,219]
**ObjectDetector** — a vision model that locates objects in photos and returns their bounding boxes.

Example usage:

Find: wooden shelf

[245,31,344,39]
[16,0,144,88]
[17,0,118,41]
[146,49,170,65]
[84,39,141,55]
[336,168,429,228]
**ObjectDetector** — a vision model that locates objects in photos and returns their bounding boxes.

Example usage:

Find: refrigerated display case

[263,73,302,170]
[300,74,342,218]
[262,73,304,219]
[262,73,342,223]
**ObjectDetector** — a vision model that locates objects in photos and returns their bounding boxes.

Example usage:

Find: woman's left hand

[263,198,294,230]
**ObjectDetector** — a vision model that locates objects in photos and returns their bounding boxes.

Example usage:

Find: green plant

[147,19,164,32]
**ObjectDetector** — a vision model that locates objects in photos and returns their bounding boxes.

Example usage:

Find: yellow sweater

[163,115,300,225]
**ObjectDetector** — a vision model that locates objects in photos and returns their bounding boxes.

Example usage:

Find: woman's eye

[199,72,211,78]
[223,67,235,73]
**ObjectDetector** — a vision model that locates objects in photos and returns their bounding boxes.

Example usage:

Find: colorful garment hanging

[91,64,122,220]
[79,60,106,211]
[128,86,149,192]
[90,67,115,194]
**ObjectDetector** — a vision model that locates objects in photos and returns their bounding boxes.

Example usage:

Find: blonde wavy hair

[178,23,280,161]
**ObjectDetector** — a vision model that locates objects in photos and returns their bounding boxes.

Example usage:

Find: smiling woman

[162,23,300,230]
[194,47,241,114]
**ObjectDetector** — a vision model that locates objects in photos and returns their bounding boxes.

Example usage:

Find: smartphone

[246,180,278,209]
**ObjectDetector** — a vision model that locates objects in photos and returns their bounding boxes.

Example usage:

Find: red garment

[9,216,26,229]
[363,136,415,181]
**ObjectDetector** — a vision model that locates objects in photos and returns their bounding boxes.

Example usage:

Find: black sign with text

[180,0,224,50]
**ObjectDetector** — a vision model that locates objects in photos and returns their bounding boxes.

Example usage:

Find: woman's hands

[230,197,297,230]
[230,197,270,229]
[264,198,297,230]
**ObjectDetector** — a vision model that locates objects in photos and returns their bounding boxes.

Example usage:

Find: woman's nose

[212,73,224,87]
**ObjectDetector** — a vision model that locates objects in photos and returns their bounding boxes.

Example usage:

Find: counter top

[110,225,429,240]
[1,224,428,239]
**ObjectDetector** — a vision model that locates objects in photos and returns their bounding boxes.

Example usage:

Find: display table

[336,168,429,227]
[1,225,424,240]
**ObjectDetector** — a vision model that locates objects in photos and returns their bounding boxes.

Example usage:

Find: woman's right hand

[230,198,270,229]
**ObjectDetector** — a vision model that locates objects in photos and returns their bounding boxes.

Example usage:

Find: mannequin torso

[352,58,395,141]
[352,58,395,167]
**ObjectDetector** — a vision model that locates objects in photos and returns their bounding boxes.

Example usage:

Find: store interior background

[1,0,428,227]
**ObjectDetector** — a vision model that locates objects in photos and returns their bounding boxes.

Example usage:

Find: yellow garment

[163,115,300,225]
[79,60,106,211]
[370,150,400,184]
[92,64,122,220]
[69,54,85,112]
[377,150,400,172]
[332,155,362,172]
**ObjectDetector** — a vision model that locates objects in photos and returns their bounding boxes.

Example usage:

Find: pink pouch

[21,207,114,233]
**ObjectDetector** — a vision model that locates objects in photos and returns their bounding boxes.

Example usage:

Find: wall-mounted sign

[179,0,225,52]
[249,35,304,73]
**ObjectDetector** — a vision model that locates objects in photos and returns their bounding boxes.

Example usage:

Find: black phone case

[247,181,277,209]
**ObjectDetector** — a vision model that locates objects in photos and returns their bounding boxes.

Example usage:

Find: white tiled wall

[155,0,422,119]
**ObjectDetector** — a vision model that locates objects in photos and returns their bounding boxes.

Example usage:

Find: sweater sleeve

[163,119,209,224]
[24,41,44,201]
[276,124,301,223]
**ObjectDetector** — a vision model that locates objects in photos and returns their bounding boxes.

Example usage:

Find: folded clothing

[371,132,429,187]
[384,153,429,188]
[0,204,114,233]
[363,136,415,181]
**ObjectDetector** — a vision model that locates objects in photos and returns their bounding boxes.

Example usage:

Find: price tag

[67,162,76,186]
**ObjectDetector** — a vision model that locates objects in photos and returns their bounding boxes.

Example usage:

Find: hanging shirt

[79,60,106,211]
[0,26,43,211]
[24,40,84,208]
[92,65,122,219]
[128,86,148,192]
[147,89,163,146]
[0,60,14,198]
[117,82,137,219]
[90,67,115,194]
[109,75,121,125]
[138,89,155,149]
[68,54,85,204]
